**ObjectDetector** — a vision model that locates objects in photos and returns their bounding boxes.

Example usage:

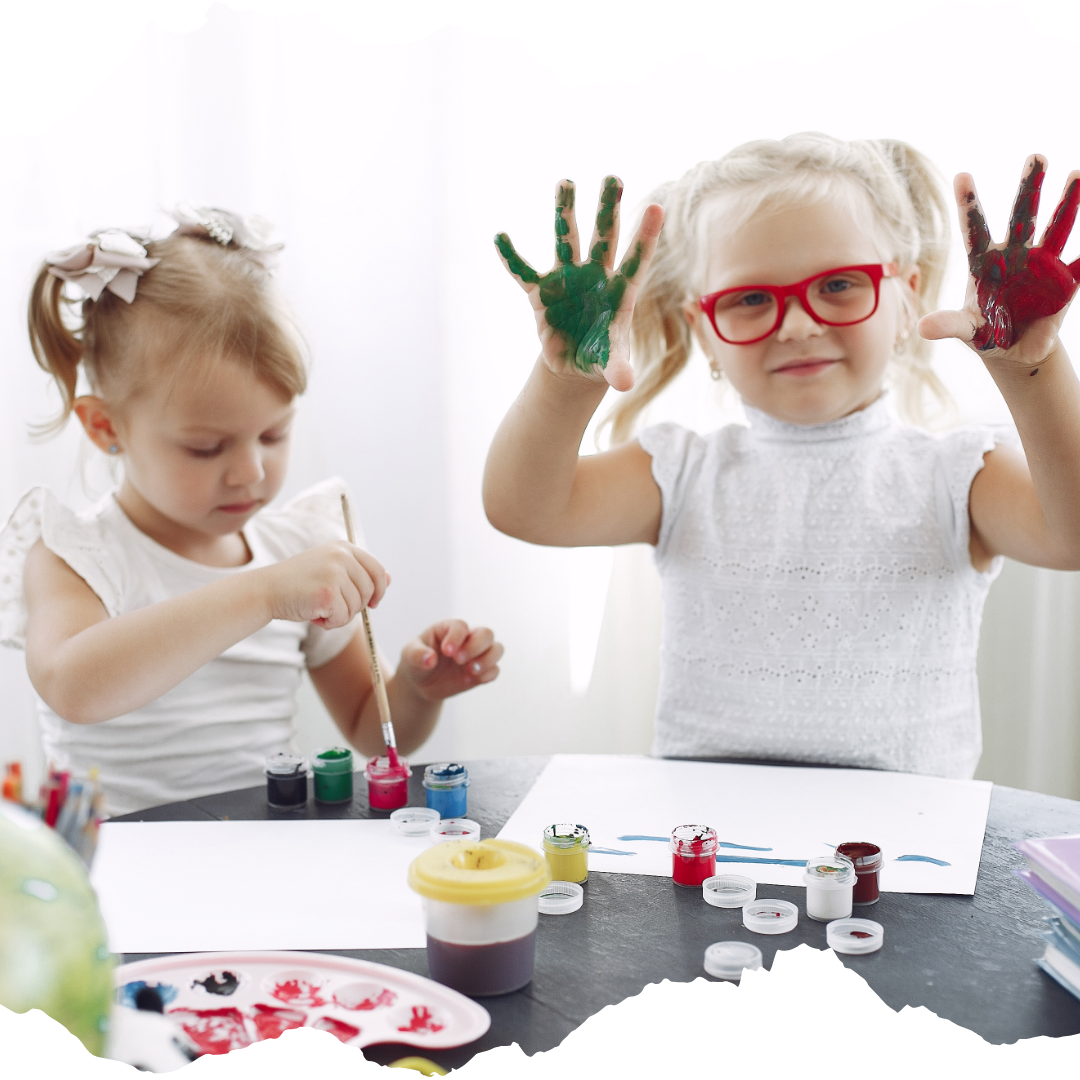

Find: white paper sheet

[91,819,428,952]
[497,755,992,894]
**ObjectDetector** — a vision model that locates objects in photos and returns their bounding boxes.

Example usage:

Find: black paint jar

[265,753,309,809]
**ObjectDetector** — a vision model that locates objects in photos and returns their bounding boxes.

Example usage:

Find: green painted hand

[495,176,664,391]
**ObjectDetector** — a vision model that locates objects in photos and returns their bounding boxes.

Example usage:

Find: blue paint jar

[423,763,469,819]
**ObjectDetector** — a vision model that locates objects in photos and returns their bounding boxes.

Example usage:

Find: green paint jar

[311,747,354,804]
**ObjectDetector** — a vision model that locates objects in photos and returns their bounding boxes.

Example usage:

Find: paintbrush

[341,493,400,768]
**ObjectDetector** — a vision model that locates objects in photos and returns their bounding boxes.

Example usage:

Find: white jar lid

[702,874,756,908]
[827,917,884,954]
[703,940,763,980]
[538,880,584,915]
[429,817,481,844]
[390,807,440,836]
[742,899,799,935]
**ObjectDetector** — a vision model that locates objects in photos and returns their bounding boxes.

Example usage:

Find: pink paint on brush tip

[387,745,400,768]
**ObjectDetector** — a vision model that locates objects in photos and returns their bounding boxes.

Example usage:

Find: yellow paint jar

[542,823,590,884]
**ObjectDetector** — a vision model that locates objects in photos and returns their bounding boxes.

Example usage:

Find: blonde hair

[607,132,952,444]
[27,226,307,435]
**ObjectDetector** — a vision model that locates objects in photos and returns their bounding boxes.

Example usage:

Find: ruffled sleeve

[638,423,707,562]
[0,487,126,649]
[934,427,1003,577]
[247,477,367,669]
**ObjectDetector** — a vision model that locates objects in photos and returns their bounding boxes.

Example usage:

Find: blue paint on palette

[895,854,951,866]
[118,980,178,1008]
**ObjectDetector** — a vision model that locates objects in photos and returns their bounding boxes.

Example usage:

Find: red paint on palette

[311,1015,361,1042]
[271,978,326,1007]
[398,1005,445,1034]
[334,984,397,1011]
[169,1007,251,1055]
[249,1003,305,1040]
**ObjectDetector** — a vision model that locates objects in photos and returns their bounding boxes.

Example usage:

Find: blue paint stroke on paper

[617,835,772,850]
[895,854,951,866]
[590,847,636,856]
[716,856,808,867]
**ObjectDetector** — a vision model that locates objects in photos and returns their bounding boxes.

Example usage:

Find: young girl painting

[1,208,502,815]
[484,133,1080,779]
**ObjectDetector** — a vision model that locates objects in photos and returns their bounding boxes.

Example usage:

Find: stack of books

[1015,833,1080,1001]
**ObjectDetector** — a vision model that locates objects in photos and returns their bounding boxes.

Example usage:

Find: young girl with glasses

[484,133,1080,778]
[1,209,502,815]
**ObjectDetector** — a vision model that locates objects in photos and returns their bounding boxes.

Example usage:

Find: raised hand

[923,156,1080,358]
[495,176,664,391]
[397,619,502,701]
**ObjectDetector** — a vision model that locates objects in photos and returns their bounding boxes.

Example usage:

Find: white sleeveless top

[0,478,361,816]
[638,395,1001,779]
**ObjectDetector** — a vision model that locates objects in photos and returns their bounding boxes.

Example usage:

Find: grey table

[113,756,1080,1069]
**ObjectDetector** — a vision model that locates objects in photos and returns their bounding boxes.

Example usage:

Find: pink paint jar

[366,755,411,811]
[836,842,883,905]
[670,825,718,888]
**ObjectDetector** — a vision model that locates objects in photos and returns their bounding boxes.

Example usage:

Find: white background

[2,0,1079,799]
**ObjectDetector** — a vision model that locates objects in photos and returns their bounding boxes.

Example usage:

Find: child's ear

[73,396,122,456]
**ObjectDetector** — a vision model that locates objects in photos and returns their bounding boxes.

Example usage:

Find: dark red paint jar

[671,825,718,888]
[836,842,883,905]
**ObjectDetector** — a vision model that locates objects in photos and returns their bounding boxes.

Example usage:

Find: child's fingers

[346,545,389,608]
[587,176,623,270]
[918,308,980,344]
[1042,170,1080,258]
[401,638,439,671]
[616,203,665,288]
[954,173,992,258]
[427,618,471,659]
[494,232,541,290]
[464,641,504,678]
[455,627,498,665]
[554,180,580,266]
[1007,155,1046,247]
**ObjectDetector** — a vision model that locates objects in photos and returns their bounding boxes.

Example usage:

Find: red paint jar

[836,842,883,905]
[366,755,411,810]
[670,825,718,888]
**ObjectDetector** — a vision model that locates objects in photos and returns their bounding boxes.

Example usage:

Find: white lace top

[638,395,1001,779]
[0,478,361,816]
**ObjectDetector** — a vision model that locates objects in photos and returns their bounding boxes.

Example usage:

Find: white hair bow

[173,204,283,269]
[45,230,160,304]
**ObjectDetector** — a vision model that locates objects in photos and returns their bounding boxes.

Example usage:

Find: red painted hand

[963,156,1080,351]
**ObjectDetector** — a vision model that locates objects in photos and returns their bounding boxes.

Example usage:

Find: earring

[895,327,911,352]
[108,445,119,455]
[709,362,722,382]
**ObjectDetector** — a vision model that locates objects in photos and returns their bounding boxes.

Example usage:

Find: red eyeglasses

[698,263,898,345]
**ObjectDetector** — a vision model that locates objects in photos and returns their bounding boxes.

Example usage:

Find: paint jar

[803,853,855,922]
[836,842,883,905]
[366,755,411,811]
[827,917,884,955]
[311,747,354,804]
[703,941,763,981]
[390,807,440,837]
[430,818,481,844]
[702,874,756,908]
[423,764,469,819]
[542,824,590,884]
[538,880,583,915]
[264,753,308,810]
[670,825,718,888]
[743,899,799,935]
[407,838,551,996]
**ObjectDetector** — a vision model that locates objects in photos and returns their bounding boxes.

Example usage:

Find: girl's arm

[308,619,503,757]
[482,177,665,547]
[24,539,387,723]
[920,157,1080,570]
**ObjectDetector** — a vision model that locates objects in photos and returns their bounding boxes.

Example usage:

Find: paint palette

[113,951,491,1055]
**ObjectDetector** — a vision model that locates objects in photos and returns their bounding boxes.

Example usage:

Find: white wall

[3,1,1080,799]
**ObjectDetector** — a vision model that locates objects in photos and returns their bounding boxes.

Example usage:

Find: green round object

[0,801,113,1055]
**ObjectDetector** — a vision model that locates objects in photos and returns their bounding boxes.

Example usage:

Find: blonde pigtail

[27,266,86,436]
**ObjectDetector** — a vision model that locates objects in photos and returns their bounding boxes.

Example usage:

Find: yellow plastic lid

[407,839,551,906]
